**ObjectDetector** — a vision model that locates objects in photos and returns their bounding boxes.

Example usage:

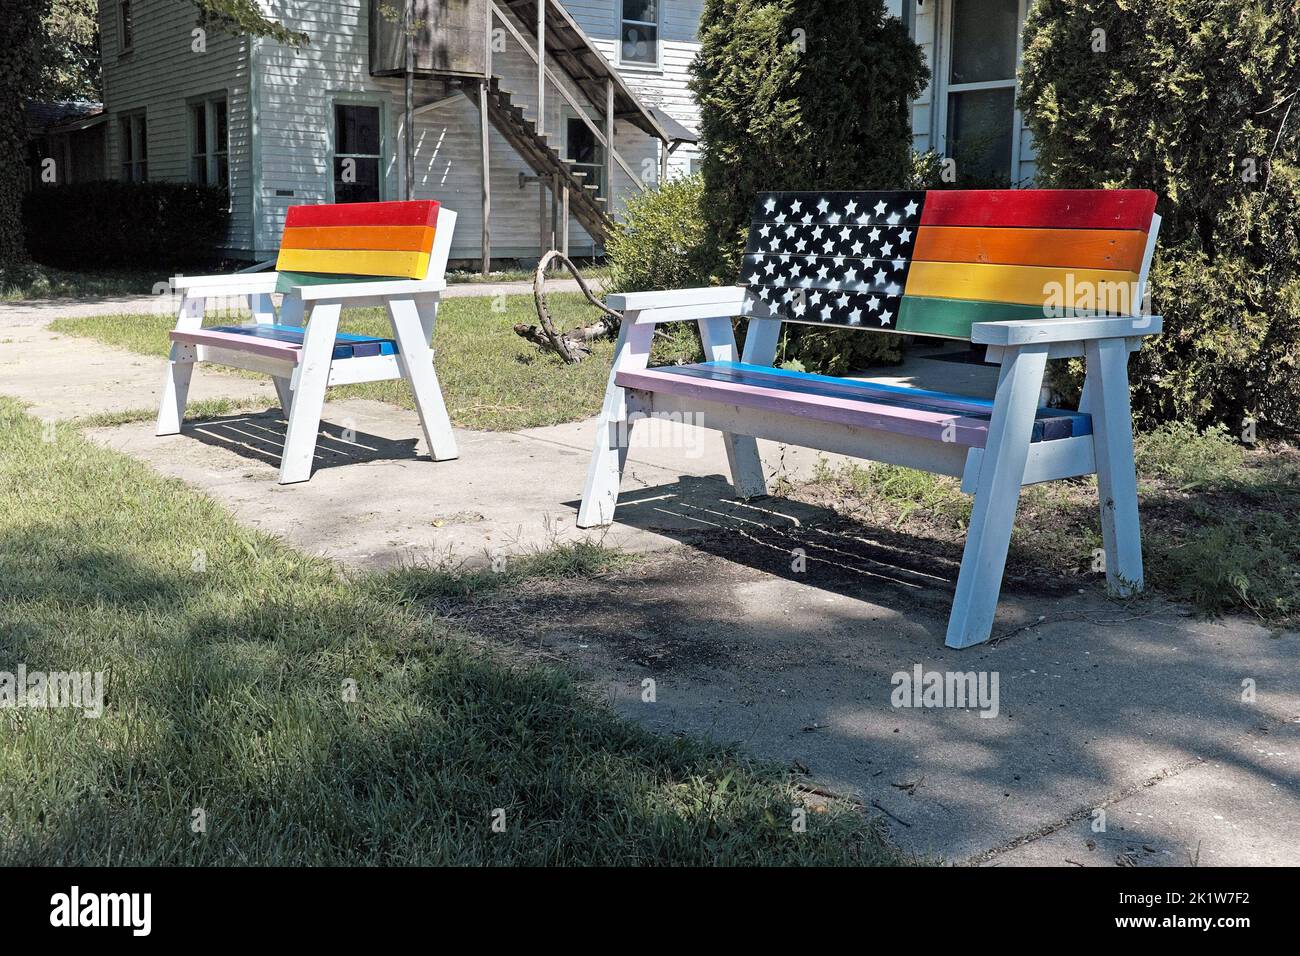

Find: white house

[99,0,704,264]
[94,0,1034,265]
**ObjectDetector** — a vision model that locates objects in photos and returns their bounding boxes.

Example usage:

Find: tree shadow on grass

[0,532,903,867]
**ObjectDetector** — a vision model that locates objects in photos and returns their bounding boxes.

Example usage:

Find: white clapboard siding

[250,0,680,260]
[99,0,253,253]
[564,0,705,179]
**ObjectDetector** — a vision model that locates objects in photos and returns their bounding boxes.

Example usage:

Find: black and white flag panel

[740,191,927,329]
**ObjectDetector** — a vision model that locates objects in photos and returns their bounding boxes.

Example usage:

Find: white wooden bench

[157,200,458,484]
[578,189,1162,648]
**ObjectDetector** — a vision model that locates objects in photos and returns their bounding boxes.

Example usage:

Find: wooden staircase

[462,76,614,244]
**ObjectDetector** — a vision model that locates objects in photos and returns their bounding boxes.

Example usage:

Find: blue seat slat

[207,324,398,360]
[654,362,1091,442]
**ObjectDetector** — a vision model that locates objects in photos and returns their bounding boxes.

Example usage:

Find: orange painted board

[903,261,1140,314]
[912,226,1148,272]
[280,224,436,254]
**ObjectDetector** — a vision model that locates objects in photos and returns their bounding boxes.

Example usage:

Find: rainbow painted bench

[157,200,458,484]
[578,189,1162,648]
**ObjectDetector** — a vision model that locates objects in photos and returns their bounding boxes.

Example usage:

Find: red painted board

[284,200,440,229]
[920,190,1156,231]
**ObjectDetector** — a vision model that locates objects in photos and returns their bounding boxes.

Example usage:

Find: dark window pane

[217,154,229,187]
[137,119,147,159]
[623,0,657,22]
[215,100,228,151]
[946,87,1015,185]
[334,157,381,203]
[120,119,133,162]
[621,23,657,63]
[566,117,598,164]
[336,104,380,156]
[192,104,206,154]
[950,0,1018,84]
[191,157,207,184]
[120,1,134,49]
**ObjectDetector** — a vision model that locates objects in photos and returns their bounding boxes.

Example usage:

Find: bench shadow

[179,408,423,473]
[566,473,1072,623]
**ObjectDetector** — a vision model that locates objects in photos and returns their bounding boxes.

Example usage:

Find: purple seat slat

[171,328,304,363]
[169,324,399,363]
[616,362,1091,447]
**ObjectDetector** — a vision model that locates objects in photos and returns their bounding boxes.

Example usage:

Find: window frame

[330,97,387,204]
[118,0,135,55]
[562,108,606,200]
[616,0,662,72]
[933,0,1027,184]
[119,111,147,182]
[188,94,230,191]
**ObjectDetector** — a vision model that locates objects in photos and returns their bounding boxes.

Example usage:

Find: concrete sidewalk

[3,309,1296,867]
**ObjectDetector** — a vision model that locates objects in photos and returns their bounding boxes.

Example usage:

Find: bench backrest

[274,200,455,291]
[740,189,1159,340]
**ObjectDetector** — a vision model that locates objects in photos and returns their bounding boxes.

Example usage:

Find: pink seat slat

[171,328,303,364]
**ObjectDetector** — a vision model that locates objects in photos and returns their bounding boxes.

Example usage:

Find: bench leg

[156,294,204,436]
[389,295,458,461]
[946,344,1049,649]
[577,317,653,528]
[1086,337,1144,595]
[699,316,768,498]
[279,300,339,484]
[271,295,304,417]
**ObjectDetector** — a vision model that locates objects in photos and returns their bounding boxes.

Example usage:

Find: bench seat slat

[170,323,398,363]
[616,362,1091,447]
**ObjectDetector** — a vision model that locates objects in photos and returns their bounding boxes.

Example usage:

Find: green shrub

[1019,0,1300,437]
[690,0,928,373]
[23,181,230,268]
[1134,421,1247,489]
[604,174,712,294]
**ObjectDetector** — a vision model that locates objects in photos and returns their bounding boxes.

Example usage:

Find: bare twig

[514,250,622,363]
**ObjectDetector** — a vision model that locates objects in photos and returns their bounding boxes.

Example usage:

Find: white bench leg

[946,344,1049,648]
[156,294,204,436]
[577,316,653,528]
[279,299,339,484]
[389,295,458,461]
[1086,337,1144,595]
[272,295,304,417]
[699,316,768,498]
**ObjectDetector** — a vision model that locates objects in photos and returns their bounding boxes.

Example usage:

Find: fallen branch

[513,250,622,363]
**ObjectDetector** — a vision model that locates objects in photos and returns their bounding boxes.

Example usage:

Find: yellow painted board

[903,261,1140,314]
[275,248,431,279]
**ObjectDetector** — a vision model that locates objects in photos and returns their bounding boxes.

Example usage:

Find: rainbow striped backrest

[740,189,1159,340]
[275,200,442,292]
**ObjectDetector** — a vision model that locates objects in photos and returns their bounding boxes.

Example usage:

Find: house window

[565,114,605,199]
[119,113,147,181]
[190,97,229,188]
[941,0,1022,185]
[620,0,659,67]
[333,104,382,203]
[118,0,134,53]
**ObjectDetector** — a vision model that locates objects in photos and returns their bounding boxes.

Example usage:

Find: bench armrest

[971,315,1162,346]
[296,277,447,301]
[171,273,280,296]
[608,286,747,323]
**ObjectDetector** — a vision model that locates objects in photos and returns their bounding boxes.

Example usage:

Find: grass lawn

[796,423,1300,629]
[0,398,904,865]
[1,265,168,301]
[49,294,624,431]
